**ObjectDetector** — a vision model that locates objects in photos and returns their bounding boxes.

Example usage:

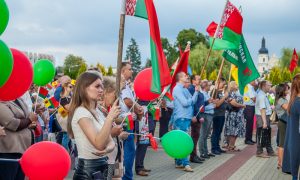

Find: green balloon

[0,0,9,36]
[33,59,56,86]
[0,40,13,88]
[161,130,194,159]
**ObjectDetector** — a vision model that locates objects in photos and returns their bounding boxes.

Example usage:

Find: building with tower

[257,37,279,75]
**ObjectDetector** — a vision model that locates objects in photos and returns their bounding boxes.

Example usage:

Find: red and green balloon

[0,40,13,88]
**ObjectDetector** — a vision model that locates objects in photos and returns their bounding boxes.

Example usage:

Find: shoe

[211,150,221,155]
[256,153,270,158]
[175,164,184,169]
[201,154,210,159]
[183,165,194,172]
[219,149,227,153]
[251,140,257,144]
[245,140,255,145]
[141,168,151,172]
[136,170,149,176]
[268,152,277,157]
[208,153,215,157]
[190,156,204,163]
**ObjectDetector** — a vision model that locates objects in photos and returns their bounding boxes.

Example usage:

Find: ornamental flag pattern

[125,0,137,16]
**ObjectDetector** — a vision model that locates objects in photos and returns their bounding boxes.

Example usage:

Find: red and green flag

[38,87,48,99]
[147,133,158,151]
[206,1,243,50]
[125,0,171,94]
[44,96,59,108]
[147,103,160,121]
[125,113,134,130]
[222,35,260,95]
[163,92,174,102]
[289,48,299,72]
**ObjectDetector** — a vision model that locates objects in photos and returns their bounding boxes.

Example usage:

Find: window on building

[263,58,265,63]
[263,67,265,71]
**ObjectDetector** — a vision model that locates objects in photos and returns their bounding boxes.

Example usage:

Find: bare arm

[260,108,267,127]
[229,99,245,108]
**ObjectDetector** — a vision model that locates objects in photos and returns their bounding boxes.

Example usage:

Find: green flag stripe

[210,38,238,50]
[150,38,161,93]
[134,0,148,19]
[222,27,241,47]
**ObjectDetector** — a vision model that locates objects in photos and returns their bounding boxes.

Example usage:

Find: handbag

[270,110,278,123]
[112,137,124,178]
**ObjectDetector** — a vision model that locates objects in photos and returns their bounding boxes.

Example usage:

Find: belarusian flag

[46,83,53,90]
[148,103,160,121]
[125,0,171,94]
[289,48,299,72]
[163,92,174,102]
[125,0,148,19]
[39,87,49,99]
[206,1,243,50]
[223,35,260,95]
[125,113,134,130]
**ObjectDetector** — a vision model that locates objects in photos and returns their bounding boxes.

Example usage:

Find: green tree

[268,67,282,85]
[77,63,87,77]
[200,69,207,80]
[281,68,292,83]
[96,63,107,76]
[124,38,142,78]
[63,54,86,79]
[161,37,178,67]
[208,70,218,81]
[144,58,152,68]
[107,66,114,76]
[176,29,209,50]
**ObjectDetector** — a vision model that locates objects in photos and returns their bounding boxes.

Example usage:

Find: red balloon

[0,49,33,101]
[134,68,160,101]
[20,142,71,180]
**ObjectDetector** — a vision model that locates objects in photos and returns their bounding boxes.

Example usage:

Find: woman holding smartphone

[67,72,121,180]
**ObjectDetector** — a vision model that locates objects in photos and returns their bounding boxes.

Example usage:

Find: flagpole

[199,0,229,79]
[212,57,225,98]
[116,0,126,97]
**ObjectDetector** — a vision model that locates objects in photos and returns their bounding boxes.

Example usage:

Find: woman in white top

[67,72,121,180]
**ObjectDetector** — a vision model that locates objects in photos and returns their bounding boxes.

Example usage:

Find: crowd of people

[0,61,299,180]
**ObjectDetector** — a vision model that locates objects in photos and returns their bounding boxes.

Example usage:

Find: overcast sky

[2,0,300,67]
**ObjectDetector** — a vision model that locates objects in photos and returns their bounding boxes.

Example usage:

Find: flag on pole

[125,0,148,19]
[230,64,239,83]
[46,84,53,90]
[125,0,172,94]
[206,1,243,50]
[170,49,190,93]
[44,97,60,108]
[170,58,179,76]
[289,48,299,72]
[147,133,158,151]
[38,87,49,99]
[147,103,160,121]
[125,113,134,130]
[163,92,174,102]
[222,35,260,95]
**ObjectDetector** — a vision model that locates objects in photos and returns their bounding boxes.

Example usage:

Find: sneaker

[219,149,227,153]
[212,150,221,155]
[183,165,194,172]
[245,140,255,145]
[201,154,210,159]
[175,164,184,169]
[268,152,277,157]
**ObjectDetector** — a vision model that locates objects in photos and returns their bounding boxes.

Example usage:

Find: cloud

[1,0,300,67]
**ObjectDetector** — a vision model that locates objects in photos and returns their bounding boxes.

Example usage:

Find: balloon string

[0,158,20,162]
[33,87,40,113]
[127,132,160,140]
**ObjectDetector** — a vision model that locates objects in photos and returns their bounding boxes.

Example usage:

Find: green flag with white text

[223,35,260,95]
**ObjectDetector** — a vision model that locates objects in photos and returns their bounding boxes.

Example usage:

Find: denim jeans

[211,116,225,152]
[122,130,136,180]
[199,114,213,155]
[173,118,191,166]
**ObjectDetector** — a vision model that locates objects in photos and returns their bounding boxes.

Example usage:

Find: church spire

[259,37,268,54]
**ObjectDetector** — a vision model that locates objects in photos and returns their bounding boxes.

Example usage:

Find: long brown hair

[287,74,300,114]
[67,72,102,138]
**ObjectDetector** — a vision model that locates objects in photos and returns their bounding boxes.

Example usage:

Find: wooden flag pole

[212,57,225,99]
[116,0,126,96]
[200,0,229,79]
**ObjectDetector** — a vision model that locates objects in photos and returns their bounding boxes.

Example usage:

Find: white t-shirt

[72,106,105,159]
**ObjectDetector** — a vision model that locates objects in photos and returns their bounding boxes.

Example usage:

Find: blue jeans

[173,118,191,166]
[211,116,225,152]
[122,130,136,180]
